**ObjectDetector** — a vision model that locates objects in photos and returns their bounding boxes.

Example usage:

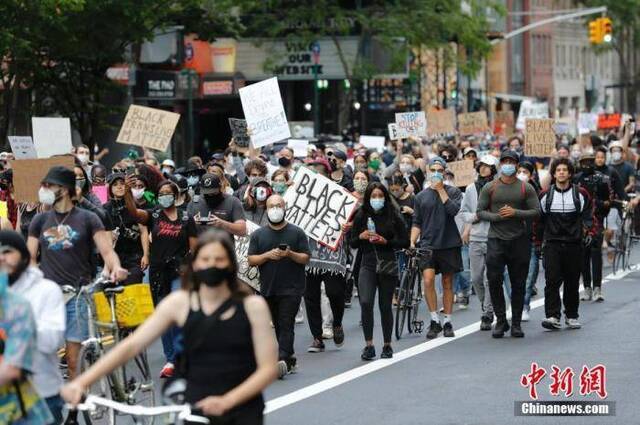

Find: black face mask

[193,267,231,288]
[477,175,492,188]
[581,164,594,175]
[329,158,339,172]
[8,258,30,285]
[278,157,291,167]
[204,193,224,207]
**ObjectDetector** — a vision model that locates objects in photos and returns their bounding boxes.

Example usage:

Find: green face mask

[272,181,288,195]
[368,158,381,171]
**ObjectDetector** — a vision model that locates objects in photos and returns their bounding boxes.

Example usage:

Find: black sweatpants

[543,242,582,319]
[304,271,345,340]
[582,232,603,289]
[265,295,301,360]
[358,262,397,343]
[486,235,530,325]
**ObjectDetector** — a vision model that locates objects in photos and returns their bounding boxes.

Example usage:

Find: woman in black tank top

[61,231,279,425]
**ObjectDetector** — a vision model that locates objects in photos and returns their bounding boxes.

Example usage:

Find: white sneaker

[521,308,530,322]
[581,287,592,301]
[541,317,561,330]
[322,328,334,339]
[295,308,304,324]
[277,360,288,379]
[565,318,582,329]
[593,287,604,302]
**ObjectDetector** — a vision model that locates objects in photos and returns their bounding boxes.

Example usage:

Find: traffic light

[601,17,613,43]
[588,17,613,44]
[589,19,601,44]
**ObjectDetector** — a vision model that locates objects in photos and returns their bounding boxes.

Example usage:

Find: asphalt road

[101,252,640,425]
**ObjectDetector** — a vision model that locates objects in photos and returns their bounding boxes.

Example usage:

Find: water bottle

[367,217,376,234]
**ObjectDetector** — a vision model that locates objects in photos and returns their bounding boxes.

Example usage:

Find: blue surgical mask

[430,171,444,183]
[158,194,175,209]
[501,164,516,176]
[370,198,385,211]
[187,175,200,186]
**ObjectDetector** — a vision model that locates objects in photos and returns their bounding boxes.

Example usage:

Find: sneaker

[361,345,376,361]
[443,322,455,337]
[510,323,525,338]
[344,299,352,308]
[522,308,530,322]
[381,345,393,359]
[426,320,443,339]
[333,326,344,347]
[565,318,582,329]
[492,317,510,338]
[307,339,325,353]
[593,287,604,302]
[531,286,538,297]
[581,287,592,301]
[480,315,493,331]
[285,357,298,374]
[159,362,175,379]
[458,296,469,310]
[295,308,304,324]
[542,317,562,330]
[277,360,288,379]
[322,328,334,340]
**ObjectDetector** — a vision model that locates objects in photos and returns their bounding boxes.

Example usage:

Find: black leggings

[358,263,397,344]
[304,272,345,339]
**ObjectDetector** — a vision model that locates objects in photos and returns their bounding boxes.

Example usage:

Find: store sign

[203,80,233,96]
[134,70,177,99]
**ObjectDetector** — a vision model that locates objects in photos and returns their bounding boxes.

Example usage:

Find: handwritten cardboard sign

[116,105,180,151]
[239,77,290,148]
[283,166,358,250]
[494,110,515,136]
[395,111,427,137]
[597,113,621,130]
[516,100,549,130]
[426,109,455,137]
[307,239,348,275]
[235,220,261,292]
[228,118,250,148]
[457,111,489,136]
[31,117,73,158]
[11,156,75,203]
[525,118,555,157]
[359,135,385,151]
[8,136,37,159]
[578,112,598,134]
[448,160,476,187]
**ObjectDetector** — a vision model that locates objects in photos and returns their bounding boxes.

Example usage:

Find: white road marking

[264,263,639,414]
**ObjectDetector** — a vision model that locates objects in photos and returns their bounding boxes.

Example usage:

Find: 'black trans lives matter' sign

[284,166,357,250]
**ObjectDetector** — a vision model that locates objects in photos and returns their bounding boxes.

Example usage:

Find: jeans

[266,295,301,360]
[582,232,604,289]
[150,263,179,363]
[65,294,90,343]
[358,262,397,343]
[524,244,540,308]
[486,235,531,324]
[454,244,471,295]
[543,242,582,319]
[45,394,64,424]
[469,241,493,317]
[304,272,345,340]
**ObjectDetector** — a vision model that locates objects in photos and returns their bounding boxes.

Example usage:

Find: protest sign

[8,136,37,159]
[388,123,403,140]
[578,112,598,135]
[284,166,358,250]
[228,118,251,148]
[359,135,385,151]
[494,110,515,136]
[289,121,314,139]
[553,117,576,136]
[597,113,621,130]
[307,239,348,276]
[448,160,476,187]
[11,156,75,203]
[116,105,180,151]
[0,201,7,220]
[234,220,261,292]
[239,77,290,148]
[515,100,549,130]
[457,111,488,136]
[426,109,455,137]
[288,139,309,158]
[524,118,555,157]
[31,117,73,158]
[395,111,427,137]
[92,185,108,204]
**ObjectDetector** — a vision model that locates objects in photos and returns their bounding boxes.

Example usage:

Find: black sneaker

[426,320,443,339]
[443,322,455,337]
[307,338,325,353]
[492,317,510,339]
[333,326,345,347]
[285,356,298,374]
[480,315,493,331]
[511,323,525,338]
[361,345,376,361]
[381,345,393,359]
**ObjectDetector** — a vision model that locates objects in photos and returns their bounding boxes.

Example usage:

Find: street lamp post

[312,41,321,135]
[181,68,195,150]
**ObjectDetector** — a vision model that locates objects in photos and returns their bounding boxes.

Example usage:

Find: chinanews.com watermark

[515,363,615,417]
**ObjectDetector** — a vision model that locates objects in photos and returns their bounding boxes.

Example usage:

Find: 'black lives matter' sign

[284,166,357,250]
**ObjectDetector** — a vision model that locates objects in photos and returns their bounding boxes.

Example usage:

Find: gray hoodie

[459,181,490,242]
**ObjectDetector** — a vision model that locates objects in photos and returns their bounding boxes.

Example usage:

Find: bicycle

[612,198,638,274]
[62,277,155,425]
[394,248,426,340]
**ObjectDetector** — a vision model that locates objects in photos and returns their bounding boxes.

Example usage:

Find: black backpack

[544,184,581,214]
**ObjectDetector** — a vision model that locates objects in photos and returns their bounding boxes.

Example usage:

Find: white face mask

[611,151,622,162]
[38,187,56,206]
[77,153,89,165]
[517,172,529,182]
[267,207,285,223]
[131,188,145,200]
[399,163,414,174]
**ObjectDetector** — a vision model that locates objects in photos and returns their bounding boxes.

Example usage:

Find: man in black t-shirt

[248,194,310,376]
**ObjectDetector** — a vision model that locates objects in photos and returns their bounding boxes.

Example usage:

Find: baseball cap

[428,156,447,169]
[161,159,176,168]
[200,173,222,195]
[608,141,623,151]
[500,150,519,162]
[478,155,498,167]
[42,166,76,190]
[463,147,478,156]
[332,150,347,161]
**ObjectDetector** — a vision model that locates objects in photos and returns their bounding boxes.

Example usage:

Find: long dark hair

[181,230,250,299]
[362,181,395,221]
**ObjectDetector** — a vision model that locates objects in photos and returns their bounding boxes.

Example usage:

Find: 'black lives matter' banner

[234,220,260,292]
[284,166,357,250]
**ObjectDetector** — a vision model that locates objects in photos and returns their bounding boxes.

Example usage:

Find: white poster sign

[31,117,73,158]
[234,220,261,292]
[359,135,385,151]
[239,77,291,148]
[578,112,598,135]
[8,136,37,159]
[288,139,309,158]
[515,100,549,130]
[395,111,427,137]
[387,123,403,140]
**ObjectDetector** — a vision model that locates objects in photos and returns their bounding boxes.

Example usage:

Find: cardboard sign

[8,136,37,159]
[553,117,576,136]
[283,166,358,250]
[516,100,549,130]
[388,123,403,140]
[0,201,7,220]
[597,113,621,130]
[235,220,261,292]
[307,239,348,276]
[395,111,427,137]
[31,117,73,158]
[457,111,489,136]
[448,160,476,187]
[359,135,385,151]
[228,118,251,148]
[426,109,456,137]
[239,77,290,148]
[116,105,180,151]
[11,156,75,203]
[524,118,555,157]
[494,110,515,136]
[288,139,309,158]
[578,112,598,135]
[92,185,108,204]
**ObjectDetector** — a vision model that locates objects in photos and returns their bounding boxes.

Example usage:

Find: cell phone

[198,216,211,223]
[278,244,289,251]
[125,165,136,176]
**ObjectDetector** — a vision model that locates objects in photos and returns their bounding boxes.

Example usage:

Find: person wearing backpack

[476,150,540,339]
[537,158,595,330]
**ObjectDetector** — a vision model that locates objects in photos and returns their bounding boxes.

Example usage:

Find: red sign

[597,113,621,129]
[520,363,608,400]
[202,81,233,96]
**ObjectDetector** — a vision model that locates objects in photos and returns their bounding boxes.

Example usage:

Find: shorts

[606,209,621,231]
[65,294,90,343]
[418,247,463,275]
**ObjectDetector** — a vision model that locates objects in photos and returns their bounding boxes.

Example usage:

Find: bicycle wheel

[409,273,423,334]
[119,329,156,425]
[394,269,412,340]
[77,344,116,425]
[623,216,633,270]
